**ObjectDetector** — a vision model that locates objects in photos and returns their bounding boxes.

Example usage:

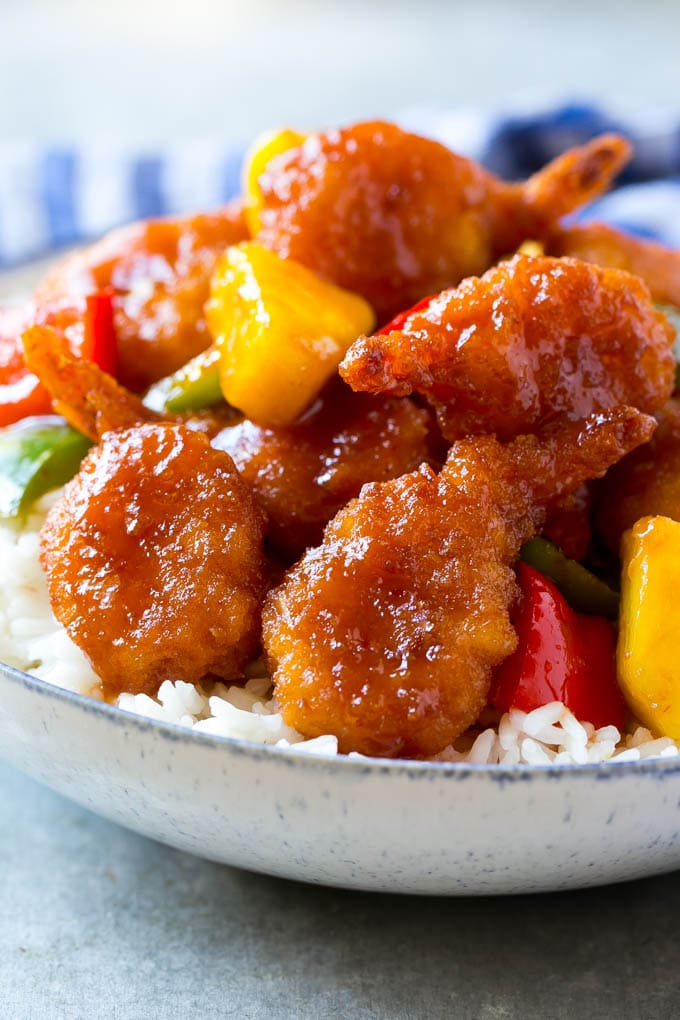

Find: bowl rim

[3,659,680,784]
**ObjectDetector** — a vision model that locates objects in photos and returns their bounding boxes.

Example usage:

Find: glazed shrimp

[341,254,675,441]
[263,407,654,758]
[548,222,680,309]
[36,202,249,390]
[594,398,680,553]
[22,325,236,441]
[22,325,159,440]
[41,422,266,698]
[254,121,630,321]
[213,379,433,558]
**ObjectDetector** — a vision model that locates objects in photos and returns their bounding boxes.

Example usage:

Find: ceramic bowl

[2,660,680,895]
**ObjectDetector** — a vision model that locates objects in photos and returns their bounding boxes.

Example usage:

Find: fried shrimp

[341,255,675,441]
[549,222,680,310]
[36,203,249,391]
[254,121,630,321]
[594,398,680,553]
[23,327,432,557]
[22,324,236,442]
[213,381,432,558]
[263,407,654,757]
[40,423,266,699]
[22,325,158,440]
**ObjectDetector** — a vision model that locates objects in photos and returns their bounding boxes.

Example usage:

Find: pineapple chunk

[243,128,305,236]
[516,240,545,257]
[618,515,680,737]
[206,243,375,425]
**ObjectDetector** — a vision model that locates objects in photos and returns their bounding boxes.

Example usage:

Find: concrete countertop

[1,759,679,1019]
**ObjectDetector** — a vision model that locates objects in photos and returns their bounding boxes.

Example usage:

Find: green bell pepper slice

[0,416,92,518]
[520,536,619,619]
[143,346,222,414]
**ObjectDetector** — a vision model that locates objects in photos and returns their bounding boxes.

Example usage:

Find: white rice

[1,491,678,766]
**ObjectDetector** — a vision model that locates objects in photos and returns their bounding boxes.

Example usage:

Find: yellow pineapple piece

[243,129,305,236]
[206,242,375,425]
[618,515,680,737]
[516,240,545,257]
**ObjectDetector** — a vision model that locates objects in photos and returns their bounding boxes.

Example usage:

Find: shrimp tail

[514,405,656,508]
[548,221,680,310]
[520,133,632,226]
[22,325,157,441]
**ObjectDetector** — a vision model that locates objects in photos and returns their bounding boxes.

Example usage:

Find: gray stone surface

[1,760,680,1019]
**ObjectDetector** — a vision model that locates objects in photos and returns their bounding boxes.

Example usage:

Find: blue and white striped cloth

[2,103,680,268]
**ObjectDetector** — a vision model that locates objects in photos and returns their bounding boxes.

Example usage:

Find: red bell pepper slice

[0,291,117,427]
[79,291,117,377]
[375,293,439,335]
[82,290,117,377]
[491,562,626,730]
[0,305,52,426]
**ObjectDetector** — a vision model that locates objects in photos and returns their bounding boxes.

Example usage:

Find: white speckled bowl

[2,661,680,894]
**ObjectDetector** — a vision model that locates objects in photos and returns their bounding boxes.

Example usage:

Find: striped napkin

[1,102,679,268]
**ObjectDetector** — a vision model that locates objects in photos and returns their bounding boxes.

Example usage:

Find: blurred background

[2,0,680,144]
[2,0,680,277]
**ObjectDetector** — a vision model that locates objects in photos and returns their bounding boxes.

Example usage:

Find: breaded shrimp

[595,398,680,553]
[22,324,236,442]
[40,423,266,698]
[263,407,654,757]
[341,255,675,441]
[213,380,432,558]
[23,327,431,558]
[22,325,157,440]
[255,121,630,321]
[549,222,680,310]
[36,202,249,391]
